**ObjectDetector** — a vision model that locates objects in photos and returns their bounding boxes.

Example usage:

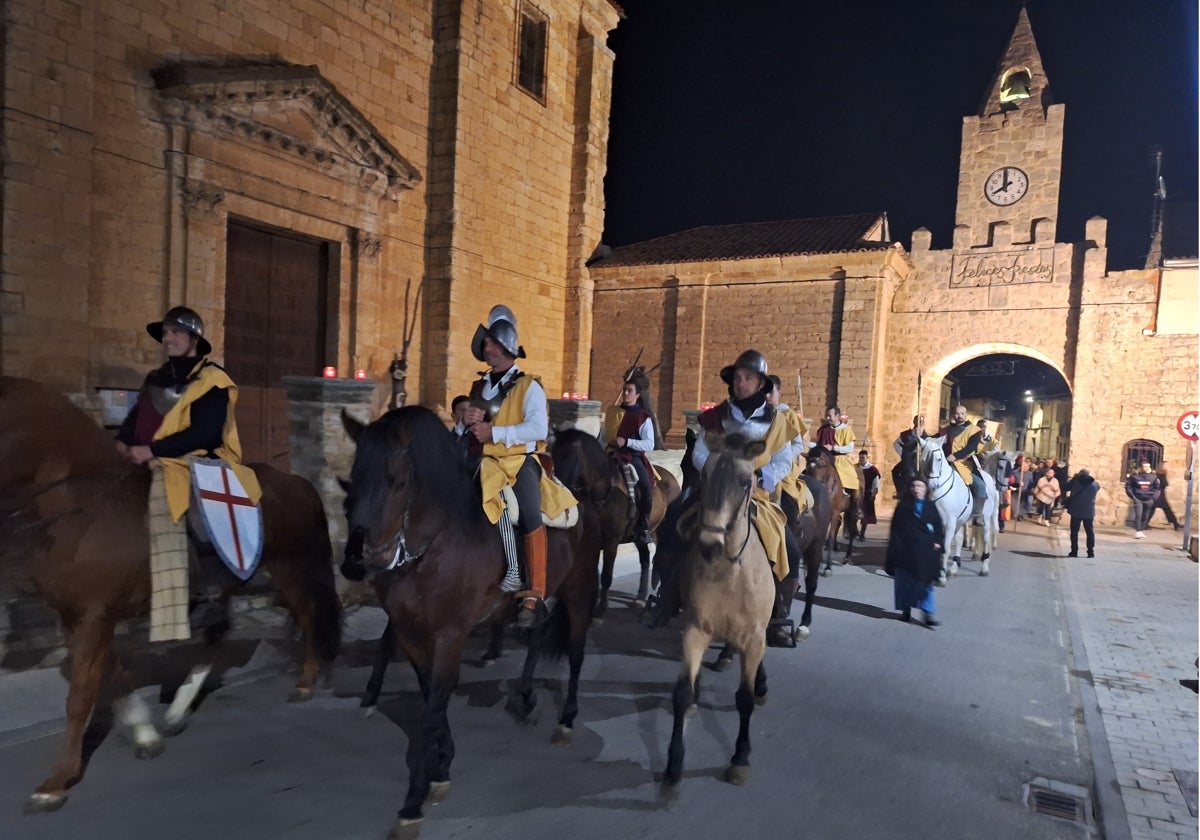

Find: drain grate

[1023,777,1092,827]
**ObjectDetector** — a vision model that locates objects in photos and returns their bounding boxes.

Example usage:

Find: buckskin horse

[550,427,681,617]
[663,431,773,791]
[0,376,342,814]
[340,405,599,837]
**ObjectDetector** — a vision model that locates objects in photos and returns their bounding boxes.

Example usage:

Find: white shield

[190,457,263,581]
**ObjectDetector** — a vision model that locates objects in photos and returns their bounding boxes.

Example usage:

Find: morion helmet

[471,304,525,361]
[146,305,212,356]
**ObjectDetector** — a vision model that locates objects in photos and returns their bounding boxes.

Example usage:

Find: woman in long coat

[885,477,944,627]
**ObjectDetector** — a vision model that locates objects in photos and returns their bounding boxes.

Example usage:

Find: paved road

[0,520,1193,840]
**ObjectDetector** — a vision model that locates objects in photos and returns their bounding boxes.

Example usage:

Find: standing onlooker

[885,478,944,628]
[857,450,881,539]
[1016,456,1036,519]
[1064,469,1100,557]
[1151,459,1182,531]
[1034,468,1061,526]
[1125,462,1162,539]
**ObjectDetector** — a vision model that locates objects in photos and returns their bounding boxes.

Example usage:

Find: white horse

[919,437,999,581]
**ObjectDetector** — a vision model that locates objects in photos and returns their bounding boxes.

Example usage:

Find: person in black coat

[1064,469,1100,558]
[885,477,945,627]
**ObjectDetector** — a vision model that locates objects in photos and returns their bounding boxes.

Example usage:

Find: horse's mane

[807,443,834,461]
[351,406,483,524]
[550,428,610,504]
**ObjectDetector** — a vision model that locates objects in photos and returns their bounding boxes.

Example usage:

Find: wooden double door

[224,221,331,472]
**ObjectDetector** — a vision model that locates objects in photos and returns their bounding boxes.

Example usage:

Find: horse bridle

[360,460,434,572]
[699,475,754,561]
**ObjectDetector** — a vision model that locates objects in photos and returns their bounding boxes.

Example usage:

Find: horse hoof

[361,704,377,718]
[935,575,947,588]
[134,739,165,760]
[387,817,423,840]
[426,780,451,804]
[820,568,832,578]
[632,598,646,609]
[725,764,751,786]
[551,724,573,746]
[710,655,732,672]
[26,791,68,813]
[288,687,314,703]
[161,717,189,737]
[796,625,811,642]
[592,616,605,627]
[660,781,681,805]
[685,703,698,720]
[754,693,767,708]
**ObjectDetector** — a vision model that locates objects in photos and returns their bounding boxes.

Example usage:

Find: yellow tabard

[750,486,789,582]
[773,407,812,514]
[154,361,262,523]
[477,374,577,525]
[947,425,978,486]
[832,425,859,490]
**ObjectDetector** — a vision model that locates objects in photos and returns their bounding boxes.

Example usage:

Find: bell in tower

[999,67,1032,107]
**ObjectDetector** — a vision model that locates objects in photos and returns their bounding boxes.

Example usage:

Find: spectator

[1064,469,1100,557]
[1034,467,1060,526]
[1125,462,1162,539]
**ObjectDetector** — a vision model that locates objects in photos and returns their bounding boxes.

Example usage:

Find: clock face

[985,167,1029,206]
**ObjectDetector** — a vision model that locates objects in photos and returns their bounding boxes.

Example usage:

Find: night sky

[601,0,1199,273]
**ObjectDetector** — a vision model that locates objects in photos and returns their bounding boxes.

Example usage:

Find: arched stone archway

[923,342,1071,399]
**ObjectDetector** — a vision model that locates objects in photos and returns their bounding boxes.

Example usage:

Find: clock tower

[955,8,1064,246]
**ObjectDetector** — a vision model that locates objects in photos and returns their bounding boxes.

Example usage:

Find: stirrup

[766,618,797,648]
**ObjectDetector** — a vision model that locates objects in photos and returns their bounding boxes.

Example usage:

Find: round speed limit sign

[1178,411,1200,440]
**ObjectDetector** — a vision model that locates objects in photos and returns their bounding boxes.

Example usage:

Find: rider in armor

[115,305,259,521]
[463,305,550,627]
[694,351,802,646]
[939,404,987,523]
[602,372,656,543]
[815,406,859,535]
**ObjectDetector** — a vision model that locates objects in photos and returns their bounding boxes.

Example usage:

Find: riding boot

[970,494,985,524]
[767,579,799,647]
[516,526,548,628]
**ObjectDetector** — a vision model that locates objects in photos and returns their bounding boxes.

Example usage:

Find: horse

[0,376,342,814]
[340,405,599,835]
[663,431,774,791]
[549,428,681,617]
[804,445,857,573]
[918,436,999,581]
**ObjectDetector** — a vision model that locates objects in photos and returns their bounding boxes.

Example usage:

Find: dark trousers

[1069,516,1095,555]
[629,457,652,522]
[512,455,543,534]
[1129,498,1152,530]
[779,492,802,583]
[1152,495,1180,527]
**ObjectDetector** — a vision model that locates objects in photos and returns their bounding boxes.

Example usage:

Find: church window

[999,68,1032,105]
[1121,439,1164,476]
[516,2,549,102]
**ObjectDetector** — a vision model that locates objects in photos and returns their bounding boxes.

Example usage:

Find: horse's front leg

[727,639,767,785]
[28,617,114,812]
[552,592,592,745]
[634,540,652,606]
[663,624,708,791]
[361,621,395,712]
[506,620,544,722]
[594,539,618,620]
[394,643,462,830]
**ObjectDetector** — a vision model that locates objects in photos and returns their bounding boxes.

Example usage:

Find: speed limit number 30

[1178,412,1200,440]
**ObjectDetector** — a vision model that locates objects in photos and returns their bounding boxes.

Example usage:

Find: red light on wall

[323,366,337,378]
[354,369,367,380]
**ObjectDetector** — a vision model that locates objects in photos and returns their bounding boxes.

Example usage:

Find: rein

[700,480,754,561]
[361,465,435,572]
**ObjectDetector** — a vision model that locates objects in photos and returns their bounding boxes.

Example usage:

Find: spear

[795,372,805,419]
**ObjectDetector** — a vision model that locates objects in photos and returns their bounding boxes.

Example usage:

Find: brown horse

[0,376,342,814]
[549,428,680,617]
[664,431,773,790]
[341,406,599,836]
[805,444,858,572]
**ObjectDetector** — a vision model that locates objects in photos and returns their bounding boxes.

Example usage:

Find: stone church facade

[1,0,621,466]
[589,10,1198,526]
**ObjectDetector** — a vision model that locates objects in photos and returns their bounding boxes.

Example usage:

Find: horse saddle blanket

[497,477,580,530]
[188,457,263,581]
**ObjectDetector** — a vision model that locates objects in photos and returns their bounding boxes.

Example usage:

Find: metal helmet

[719,349,768,386]
[471,304,525,361]
[146,305,212,356]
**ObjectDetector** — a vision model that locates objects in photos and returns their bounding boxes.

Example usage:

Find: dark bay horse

[550,428,681,617]
[341,406,599,836]
[0,377,342,813]
[805,445,857,572]
[664,432,773,790]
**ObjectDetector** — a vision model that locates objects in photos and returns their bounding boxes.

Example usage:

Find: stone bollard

[282,376,377,593]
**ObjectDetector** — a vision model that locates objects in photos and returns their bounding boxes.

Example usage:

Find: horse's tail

[308,557,344,664]
[535,596,572,663]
